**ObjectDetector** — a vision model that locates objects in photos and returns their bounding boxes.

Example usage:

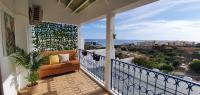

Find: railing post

[104,12,115,91]
[78,49,81,61]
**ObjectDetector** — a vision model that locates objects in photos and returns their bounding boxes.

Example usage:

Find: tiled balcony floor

[19,70,109,95]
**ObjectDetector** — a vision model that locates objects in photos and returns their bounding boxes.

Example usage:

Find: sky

[80,0,200,42]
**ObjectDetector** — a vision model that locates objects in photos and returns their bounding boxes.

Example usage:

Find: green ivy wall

[32,22,78,51]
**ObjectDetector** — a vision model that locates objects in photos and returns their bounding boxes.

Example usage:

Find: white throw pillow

[59,54,69,63]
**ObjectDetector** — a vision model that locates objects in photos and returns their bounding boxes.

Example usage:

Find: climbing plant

[32,22,78,51]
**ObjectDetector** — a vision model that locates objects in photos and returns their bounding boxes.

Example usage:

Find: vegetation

[172,59,181,68]
[159,64,175,72]
[132,57,160,69]
[84,45,105,50]
[189,60,200,73]
[119,45,189,73]
[115,52,124,59]
[115,51,129,59]
[192,52,200,60]
[33,22,78,51]
[9,47,48,86]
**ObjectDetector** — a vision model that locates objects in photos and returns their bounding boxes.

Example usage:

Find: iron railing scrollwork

[78,49,105,83]
[78,50,200,95]
[111,59,200,95]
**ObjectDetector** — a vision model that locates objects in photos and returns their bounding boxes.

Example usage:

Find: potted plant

[9,47,48,87]
[93,52,100,61]
[113,34,116,39]
[82,50,88,56]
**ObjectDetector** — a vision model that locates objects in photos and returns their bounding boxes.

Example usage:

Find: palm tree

[9,47,48,86]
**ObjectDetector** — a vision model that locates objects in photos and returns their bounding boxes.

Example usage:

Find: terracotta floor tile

[19,70,110,95]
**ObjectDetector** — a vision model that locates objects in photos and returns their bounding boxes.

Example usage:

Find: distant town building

[155,41,168,46]
[133,40,196,47]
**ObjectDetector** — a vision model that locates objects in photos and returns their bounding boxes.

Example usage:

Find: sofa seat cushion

[40,63,73,70]
[40,60,80,71]
[69,59,80,65]
[40,64,62,70]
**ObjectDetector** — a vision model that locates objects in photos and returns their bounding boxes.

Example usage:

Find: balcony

[17,49,200,95]
[1,0,200,95]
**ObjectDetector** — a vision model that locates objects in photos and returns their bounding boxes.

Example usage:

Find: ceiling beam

[72,0,90,13]
[104,0,109,5]
[66,0,74,8]
[57,0,61,5]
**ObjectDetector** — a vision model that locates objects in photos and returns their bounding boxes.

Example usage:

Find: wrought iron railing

[78,49,105,83]
[78,49,200,95]
[111,59,200,95]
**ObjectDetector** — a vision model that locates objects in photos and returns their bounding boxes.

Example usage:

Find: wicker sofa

[38,50,80,79]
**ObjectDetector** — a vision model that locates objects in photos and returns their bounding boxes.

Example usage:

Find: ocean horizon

[85,39,199,47]
[85,39,141,46]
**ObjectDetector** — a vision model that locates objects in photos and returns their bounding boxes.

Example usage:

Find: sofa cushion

[41,50,77,61]
[69,59,80,65]
[40,64,63,70]
[40,63,73,70]
[49,55,59,64]
[59,54,69,63]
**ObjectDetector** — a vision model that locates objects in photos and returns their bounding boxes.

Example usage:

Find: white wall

[0,1,18,95]
[0,0,29,95]
[14,0,29,90]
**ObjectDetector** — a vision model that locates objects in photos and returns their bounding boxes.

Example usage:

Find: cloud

[115,0,200,24]
[80,0,200,42]
[81,22,105,29]
[116,20,200,42]
[83,0,200,30]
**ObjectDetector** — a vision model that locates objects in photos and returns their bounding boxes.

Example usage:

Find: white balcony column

[104,12,115,90]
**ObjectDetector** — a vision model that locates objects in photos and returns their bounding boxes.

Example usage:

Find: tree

[115,52,124,59]
[132,57,160,69]
[132,57,148,66]
[189,60,200,73]
[192,52,200,60]
[172,59,181,68]
[159,64,175,72]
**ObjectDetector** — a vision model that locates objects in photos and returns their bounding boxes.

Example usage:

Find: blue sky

[80,0,200,42]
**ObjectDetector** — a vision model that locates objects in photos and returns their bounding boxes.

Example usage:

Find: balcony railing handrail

[111,58,200,86]
[79,49,105,83]
[111,59,200,86]
[84,50,106,58]
[79,49,200,85]
[111,65,186,95]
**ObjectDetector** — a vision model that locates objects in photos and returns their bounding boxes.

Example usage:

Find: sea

[85,39,200,47]
[85,39,143,47]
